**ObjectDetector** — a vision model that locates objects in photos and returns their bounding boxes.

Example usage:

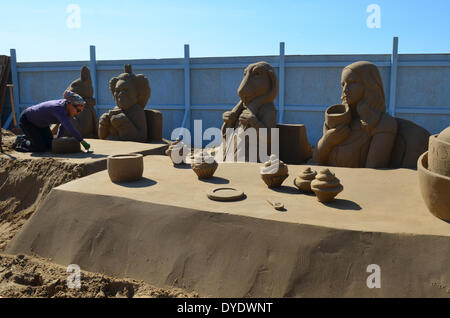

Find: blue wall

[4,51,450,146]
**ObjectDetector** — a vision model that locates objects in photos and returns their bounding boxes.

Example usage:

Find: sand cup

[325,104,351,129]
[107,153,144,182]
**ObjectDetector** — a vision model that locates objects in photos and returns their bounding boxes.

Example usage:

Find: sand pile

[0,156,85,250]
[0,129,199,298]
[0,253,198,298]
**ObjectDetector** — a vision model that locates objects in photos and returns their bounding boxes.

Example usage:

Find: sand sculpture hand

[323,124,351,147]
[223,111,238,124]
[99,113,111,126]
[239,109,258,126]
[110,112,129,129]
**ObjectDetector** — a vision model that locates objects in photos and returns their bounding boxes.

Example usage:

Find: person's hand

[324,124,351,146]
[81,140,91,151]
[223,111,237,124]
[239,109,257,126]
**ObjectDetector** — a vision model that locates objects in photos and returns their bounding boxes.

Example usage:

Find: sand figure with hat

[313,61,429,168]
[98,64,150,143]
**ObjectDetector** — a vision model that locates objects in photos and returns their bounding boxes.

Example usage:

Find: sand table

[7,156,450,297]
[1,138,168,175]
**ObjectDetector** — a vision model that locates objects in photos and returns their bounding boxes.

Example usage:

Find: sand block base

[2,139,168,175]
[7,156,450,297]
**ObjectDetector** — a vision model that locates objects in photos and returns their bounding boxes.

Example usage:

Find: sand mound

[0,253,198,298]
[0,157,85,250]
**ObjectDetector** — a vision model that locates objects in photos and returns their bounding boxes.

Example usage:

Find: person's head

[63,90,86,118]
[340,61,386,128]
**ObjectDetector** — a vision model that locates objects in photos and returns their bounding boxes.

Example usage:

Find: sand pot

[107,154,144,182]
[191,161,218,179]
[311,169,343,203]
[293,167,317,193]
[417,152,450,222]
[52,137,81,154]
[165,139,188,165]
[325,104,351,129]
[428,127,450,177]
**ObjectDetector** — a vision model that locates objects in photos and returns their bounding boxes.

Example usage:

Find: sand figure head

[238,61,278,113]
[341,61,386,128]
[109,64,151,111]
[66,66,95,107]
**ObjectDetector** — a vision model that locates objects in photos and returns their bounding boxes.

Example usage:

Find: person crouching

[15,90,90,152]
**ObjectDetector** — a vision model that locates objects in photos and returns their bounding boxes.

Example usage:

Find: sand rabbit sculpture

[221,61,278,162]
[99,64,150,142]
[54,66,98,138]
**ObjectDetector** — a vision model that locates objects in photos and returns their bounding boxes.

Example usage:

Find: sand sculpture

[260,154,288,187]
[221,61,278,162]
[313,61,430,169]
[53,66,98,138]
[311,168,343,203]
[99,65,150,142]
[207,187,245,202]
[165,138,189,165]
[191,150,218,179]
[293,167,317,193]
[107,153,144,182]
[51,137,81,154]
[418,126,450,221]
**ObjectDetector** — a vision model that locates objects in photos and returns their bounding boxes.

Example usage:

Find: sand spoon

[266,200,285,211]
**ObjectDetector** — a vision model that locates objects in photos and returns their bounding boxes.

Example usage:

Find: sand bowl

[428,127,450,177]
[52,137,81,154]
[325,104,351,129]
[417,152,450,222]
[107,153,144,182]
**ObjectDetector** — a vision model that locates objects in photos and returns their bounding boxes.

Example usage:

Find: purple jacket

[23,99,83,142]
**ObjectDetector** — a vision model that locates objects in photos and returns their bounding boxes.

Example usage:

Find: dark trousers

[19,113,53,152]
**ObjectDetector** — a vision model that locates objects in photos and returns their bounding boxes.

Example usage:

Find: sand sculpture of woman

[313,61,398,168]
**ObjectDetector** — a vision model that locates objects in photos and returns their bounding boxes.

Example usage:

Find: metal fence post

[89,45,98,103]
[278,42,285,123]
[181,44,191,132]
[389,37,399,116]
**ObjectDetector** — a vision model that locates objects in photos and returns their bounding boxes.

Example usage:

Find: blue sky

[1,0,449,61]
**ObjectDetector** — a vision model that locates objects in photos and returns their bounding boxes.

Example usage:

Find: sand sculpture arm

[110,106,147,142]
[313,124,351,165]
[239,105,276,130]
[221,101,244,135]
[98,113,111,139]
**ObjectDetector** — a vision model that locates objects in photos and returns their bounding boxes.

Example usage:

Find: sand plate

[207,187,244,202]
